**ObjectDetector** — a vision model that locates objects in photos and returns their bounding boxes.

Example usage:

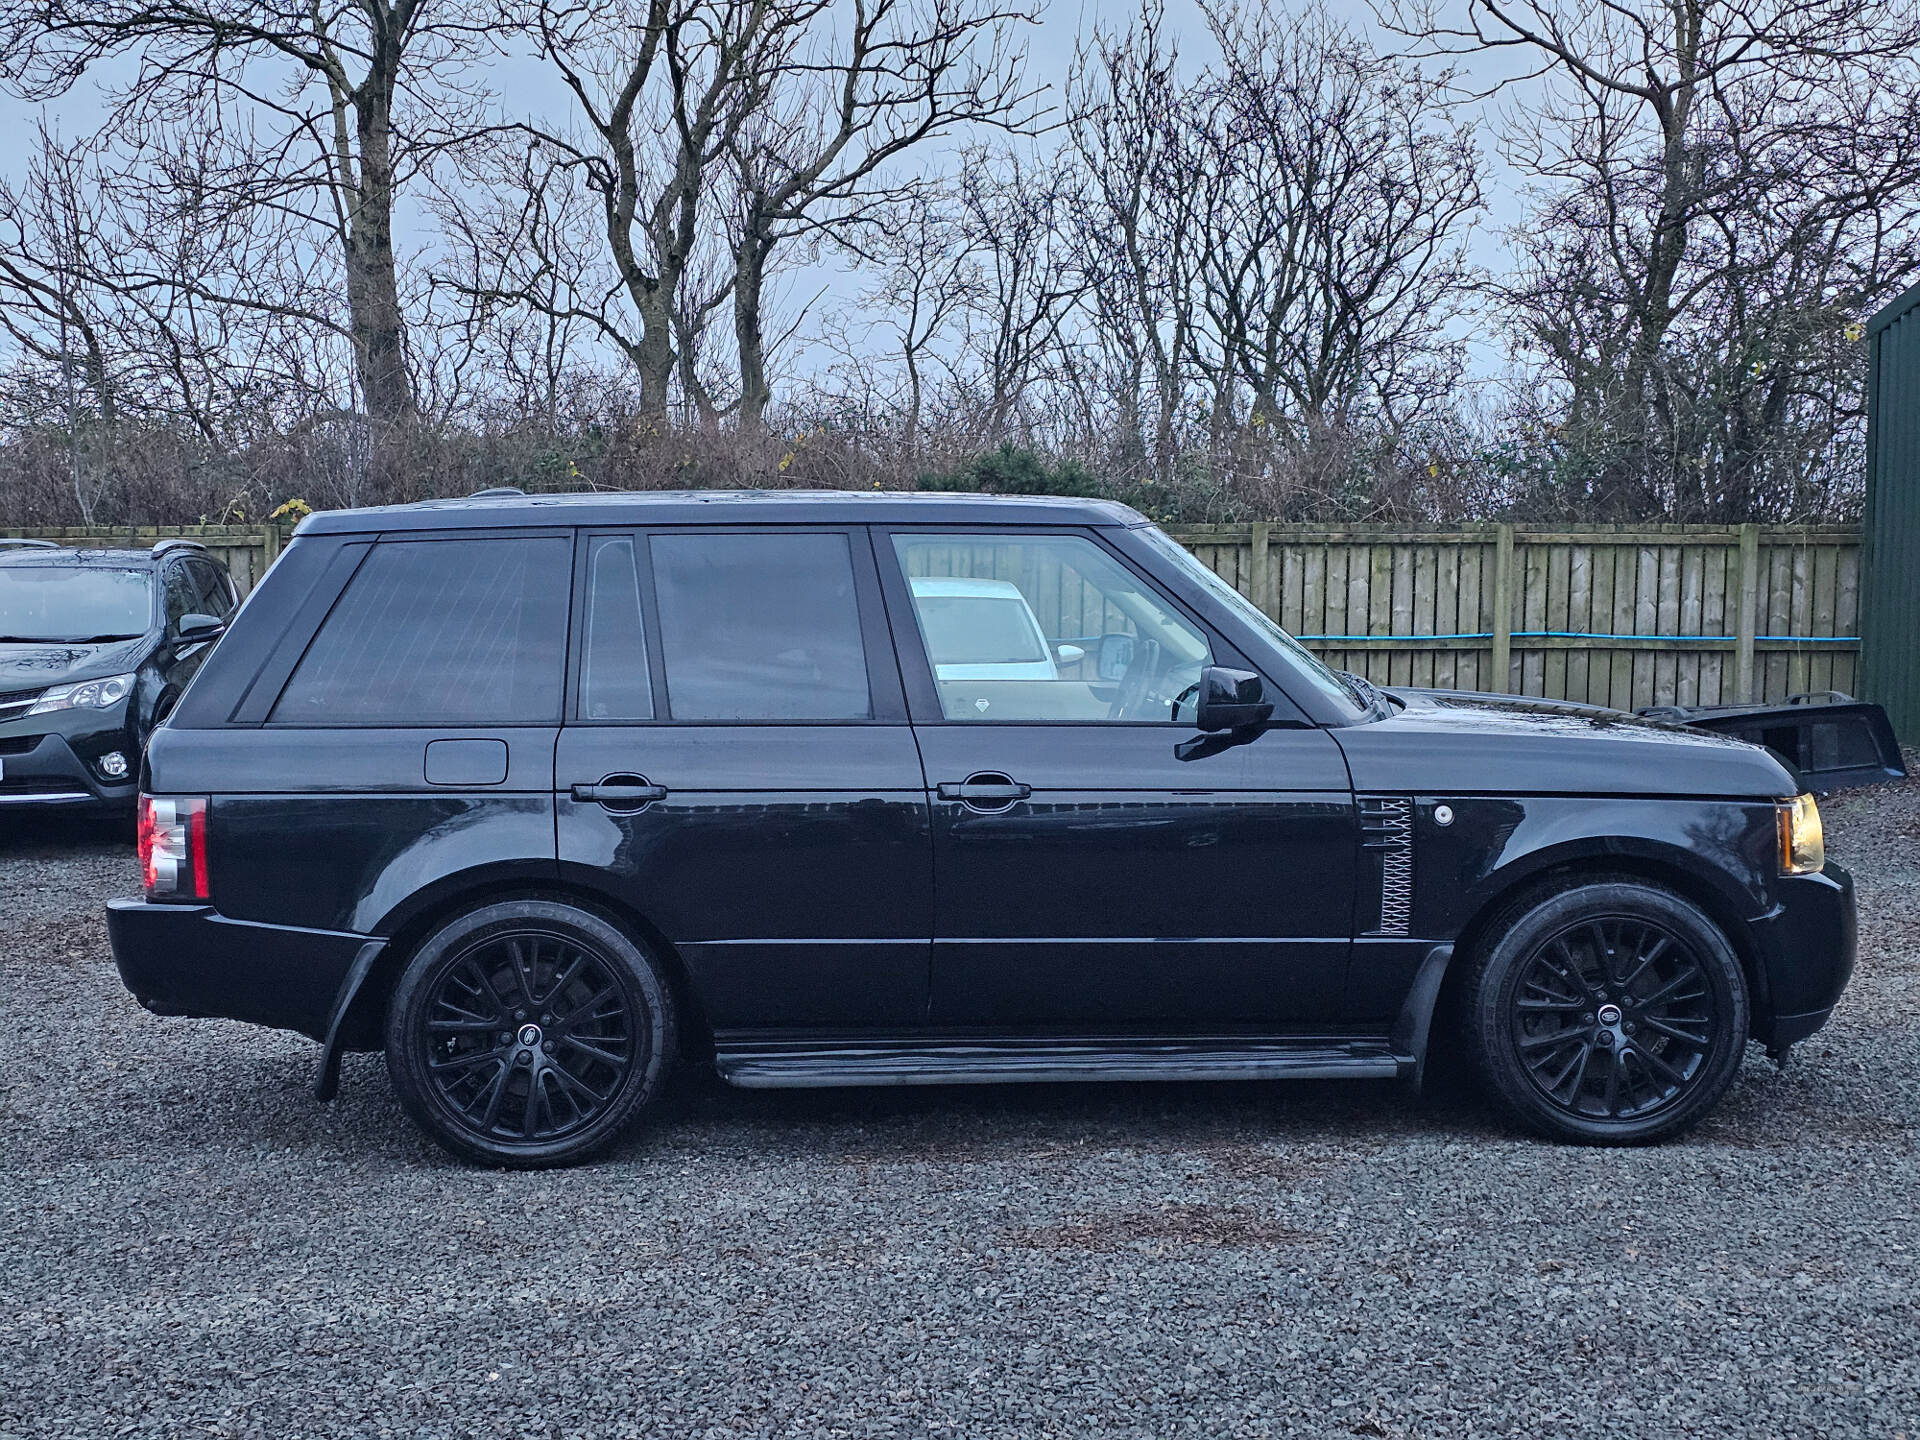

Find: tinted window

[0,566,150,642]
[163,564,199,631]
[894,533,1212,722]
[272,537,570,725]
[186,559,234,619]
[578,535,653,720]
[651,532,871,721]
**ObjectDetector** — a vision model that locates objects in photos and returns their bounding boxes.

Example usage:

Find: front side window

[893,533,1213,722]
[650,532,871,721]
[1133,524,1362,716]
[272,536,571,725]
[0,566,151,643]
[163,565,200,632]
[186,560,235,619]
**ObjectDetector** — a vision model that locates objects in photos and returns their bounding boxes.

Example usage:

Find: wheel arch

[1439,847,1773,1041]
[336,874,711,1059]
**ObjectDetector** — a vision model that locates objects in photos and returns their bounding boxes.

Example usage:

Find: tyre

[384,899,676,1168]
[1463,879,1749,1145]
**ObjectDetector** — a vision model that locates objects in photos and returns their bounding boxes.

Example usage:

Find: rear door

[209,531,569,935]
[554,527,931,1037]
[879,527,1358,1032]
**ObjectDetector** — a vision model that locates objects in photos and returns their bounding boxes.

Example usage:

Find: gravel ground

[2,771,1917,1440]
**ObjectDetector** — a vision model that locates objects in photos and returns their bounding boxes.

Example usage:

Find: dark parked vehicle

[106,493,1856,1166]
[1,539,237,815]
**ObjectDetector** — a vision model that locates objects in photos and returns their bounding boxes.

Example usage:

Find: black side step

[714,1038,1410,1090]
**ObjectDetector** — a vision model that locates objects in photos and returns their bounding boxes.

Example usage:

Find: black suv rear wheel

[1464,879,1749,1144]
[385,900,676,1168]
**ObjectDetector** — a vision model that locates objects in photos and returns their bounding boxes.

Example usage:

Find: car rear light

[139,794,210,901]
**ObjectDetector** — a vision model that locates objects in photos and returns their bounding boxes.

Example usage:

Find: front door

[554,528,931,1038]
[881,528,1357,1031]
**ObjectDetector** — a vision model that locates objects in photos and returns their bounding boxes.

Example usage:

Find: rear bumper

[0,732,137,813]
[1748,862,1857,1050]
[107,898,368,1042]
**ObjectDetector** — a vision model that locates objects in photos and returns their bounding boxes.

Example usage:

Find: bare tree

[468,1,809,423]
[1064,5,1201,483]
[821,184,978,460]
[951,147,1086,438]
[1186,4,1483,443]
[1394,0,1920,517]
[722,0,1039,432]
[0,1,495,425]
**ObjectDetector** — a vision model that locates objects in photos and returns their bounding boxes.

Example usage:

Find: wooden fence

[1169,523,1861,710]
[5,519,1862,711]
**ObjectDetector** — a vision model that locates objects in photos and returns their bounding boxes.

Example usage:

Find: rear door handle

[570,778,668,808]
[937,779,1032,802]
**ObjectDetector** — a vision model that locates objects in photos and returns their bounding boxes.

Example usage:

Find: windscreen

[0,566,152,643]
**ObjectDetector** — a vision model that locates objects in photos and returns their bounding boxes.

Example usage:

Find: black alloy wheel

[1464,879,1749,1144]
[385,900,675,1167]
[1510,917,1716,1121]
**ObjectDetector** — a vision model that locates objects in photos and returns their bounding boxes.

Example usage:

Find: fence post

[261,521,282,567]
[1490,523,1514,693]
[1249,521,1271,617]
[1735,522,1760,702]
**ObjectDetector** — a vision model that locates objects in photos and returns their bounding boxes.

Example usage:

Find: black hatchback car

[107,492,1856,1166]
[1,539,237,815]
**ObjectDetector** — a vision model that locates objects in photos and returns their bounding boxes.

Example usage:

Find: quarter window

[650,532,871,721]
[272,537,571,725]
[893,533,1213,722]
[578,535,653,721]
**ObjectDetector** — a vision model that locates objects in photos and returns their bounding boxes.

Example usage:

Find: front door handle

[937,777,1032,803]
[570,777,668,809]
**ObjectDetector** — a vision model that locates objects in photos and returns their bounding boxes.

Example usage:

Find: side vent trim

[1359,795,1414,938]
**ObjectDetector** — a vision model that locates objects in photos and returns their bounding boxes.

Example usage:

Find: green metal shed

[1864,279,1920,743]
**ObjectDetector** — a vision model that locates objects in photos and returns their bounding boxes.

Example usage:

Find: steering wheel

[1107,638,1162,720]
[1169,679,1201,723]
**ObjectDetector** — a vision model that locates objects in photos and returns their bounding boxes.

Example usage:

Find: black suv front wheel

[1464,879,1749,1144]
[385,899,676,1168]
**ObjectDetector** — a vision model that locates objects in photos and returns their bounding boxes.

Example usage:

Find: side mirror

[1194,665,1274,732]
[1095,633,1135,682]
[176,613,226,644]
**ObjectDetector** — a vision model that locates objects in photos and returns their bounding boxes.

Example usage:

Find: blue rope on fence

[1294,630,1861,644]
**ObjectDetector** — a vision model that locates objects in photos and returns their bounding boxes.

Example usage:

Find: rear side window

[272,537,571,725]
[650,532,871,721]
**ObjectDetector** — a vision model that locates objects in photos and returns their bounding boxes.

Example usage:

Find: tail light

[139,795,210,901]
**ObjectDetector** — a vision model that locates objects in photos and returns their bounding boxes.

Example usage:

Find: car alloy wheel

[1509,916,1719,1122]
[386,899,675,1167]
[419,926,644,1145]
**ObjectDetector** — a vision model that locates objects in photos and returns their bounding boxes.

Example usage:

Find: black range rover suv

[107,492,1856,1166]
[1,538,237,815]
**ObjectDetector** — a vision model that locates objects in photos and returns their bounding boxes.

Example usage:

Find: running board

[715,1038,1411,1090]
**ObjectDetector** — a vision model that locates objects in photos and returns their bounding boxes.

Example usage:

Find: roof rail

[0,538,60,550]
[151,538,210,558]
[467,486,526,499]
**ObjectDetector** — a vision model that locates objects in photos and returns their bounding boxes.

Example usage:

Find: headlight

[27,673,135,716]
[1778,793,1825,875]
